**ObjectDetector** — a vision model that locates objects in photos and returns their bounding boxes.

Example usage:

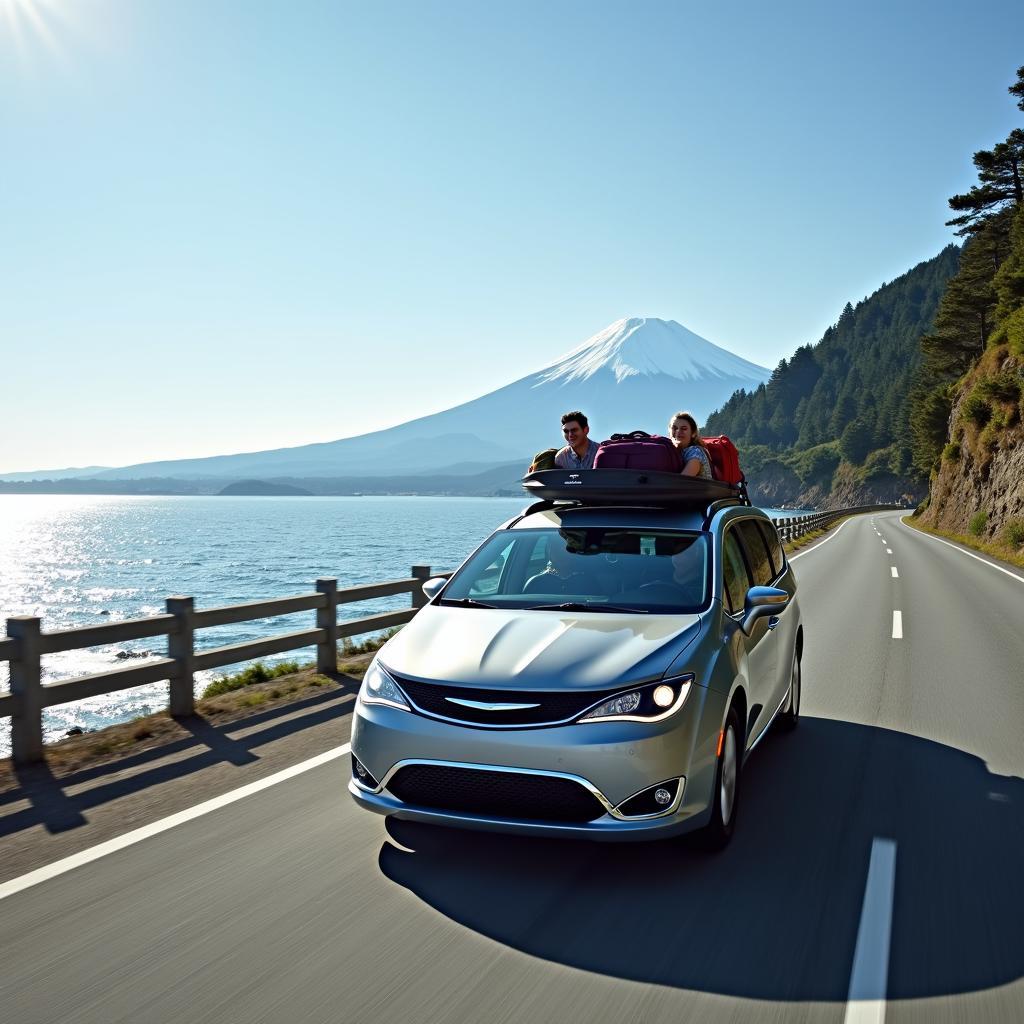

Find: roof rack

[520,469,750,517]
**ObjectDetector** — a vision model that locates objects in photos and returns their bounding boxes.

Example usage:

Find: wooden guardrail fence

[0,565,450,765]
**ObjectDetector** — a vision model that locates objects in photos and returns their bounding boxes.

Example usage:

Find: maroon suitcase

[593,431,682,472]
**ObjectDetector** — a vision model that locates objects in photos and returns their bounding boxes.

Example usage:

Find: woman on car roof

[669,411,713,479]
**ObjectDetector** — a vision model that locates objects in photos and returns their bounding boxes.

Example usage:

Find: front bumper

[349,688,720,841]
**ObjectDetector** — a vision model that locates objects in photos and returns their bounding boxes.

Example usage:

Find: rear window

[441,527,709,614]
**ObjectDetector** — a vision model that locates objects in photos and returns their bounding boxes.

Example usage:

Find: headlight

[358,659,411,711]
[578,675,693,723]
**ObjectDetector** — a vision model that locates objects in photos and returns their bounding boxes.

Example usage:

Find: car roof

[509,502,773,535]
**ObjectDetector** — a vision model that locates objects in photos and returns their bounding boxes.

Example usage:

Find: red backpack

[702,436,743,484]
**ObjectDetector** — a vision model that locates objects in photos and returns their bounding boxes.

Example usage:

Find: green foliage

[838,416,875,466]
[787,442,841,487]
[961,390,992,426]
[977,371,1023,403]
[1004,519,1024,547]
[910,383,955,476]
[946,129,1024,237]
[942,441,961,461]
[969,510,989,536]
[201,660,305,699]
[340,627,400,656]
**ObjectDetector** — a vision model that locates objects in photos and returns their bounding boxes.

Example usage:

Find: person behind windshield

[669,411,713,479]
[554,410,598,470]
[523,538,588,594]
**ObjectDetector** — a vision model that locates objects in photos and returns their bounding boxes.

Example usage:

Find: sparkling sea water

[0,494,796,756]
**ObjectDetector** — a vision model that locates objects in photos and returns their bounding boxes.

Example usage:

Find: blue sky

[2,0,1022,472]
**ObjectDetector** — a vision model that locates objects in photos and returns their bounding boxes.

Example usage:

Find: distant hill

[705,246,960,506]
[1,318,768,484]
[218,480,313,496]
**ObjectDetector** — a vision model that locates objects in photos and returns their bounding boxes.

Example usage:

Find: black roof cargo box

[521,469,748,506]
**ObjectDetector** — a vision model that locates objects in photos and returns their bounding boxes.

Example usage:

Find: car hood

[378,604,703,691]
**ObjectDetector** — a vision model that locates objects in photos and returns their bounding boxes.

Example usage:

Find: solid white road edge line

[892,611,903,639]
[789,515,858,561]
[899,516,1024,585]
[0,743,352,902]
[843,837,898,1024]
[891,567,898,578]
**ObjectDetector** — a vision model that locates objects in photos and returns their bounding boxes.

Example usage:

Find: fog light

[654,787,672,805]
[653,684,674,708]
[351,754,379,789]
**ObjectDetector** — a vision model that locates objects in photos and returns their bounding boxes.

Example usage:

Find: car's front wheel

[778,648,801,732]
[699,706,742,850]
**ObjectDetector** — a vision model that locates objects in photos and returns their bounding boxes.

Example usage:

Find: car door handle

[766,616,780,630]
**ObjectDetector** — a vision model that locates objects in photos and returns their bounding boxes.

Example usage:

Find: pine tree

[946,130,1024,237]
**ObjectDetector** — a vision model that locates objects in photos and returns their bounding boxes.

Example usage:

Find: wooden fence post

[8,616,43,764]
[316,578,339,673]
[411,565,432,609]
[166,596,195,717]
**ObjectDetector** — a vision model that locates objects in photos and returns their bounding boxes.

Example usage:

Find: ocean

[0,494,795,755]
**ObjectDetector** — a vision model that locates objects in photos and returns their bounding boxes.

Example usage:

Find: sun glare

[2,0,68,65]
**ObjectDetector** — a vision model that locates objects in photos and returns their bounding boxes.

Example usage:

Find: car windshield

[439,528,709,614]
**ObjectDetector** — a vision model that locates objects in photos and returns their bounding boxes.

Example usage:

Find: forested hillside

[912,67,1024,543]
[705,247,959,505]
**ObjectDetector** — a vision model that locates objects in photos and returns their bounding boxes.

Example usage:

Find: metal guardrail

[0,565,451,765]
[768,504,904,543]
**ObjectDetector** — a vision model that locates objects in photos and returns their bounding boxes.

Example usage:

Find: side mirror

[421,577,447,603]
[740,586,790,636]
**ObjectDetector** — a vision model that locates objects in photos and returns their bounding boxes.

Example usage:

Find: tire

[699,707,742,851]
[778,648,801,732]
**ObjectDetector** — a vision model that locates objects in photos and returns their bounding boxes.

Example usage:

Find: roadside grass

[901,516,1024,572]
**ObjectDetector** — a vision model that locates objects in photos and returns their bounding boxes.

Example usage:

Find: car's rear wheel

[778,648,800,732]
[699,707,741,850]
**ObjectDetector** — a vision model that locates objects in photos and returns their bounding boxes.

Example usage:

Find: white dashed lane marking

[891,567,898,578]
[892,611,903,639]
[843,838,898,1024]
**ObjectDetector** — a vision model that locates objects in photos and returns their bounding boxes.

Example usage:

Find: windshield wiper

[524,602,647,614]
[439,597,498,609]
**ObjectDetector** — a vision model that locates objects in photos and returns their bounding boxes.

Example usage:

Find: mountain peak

[539,317,767,385]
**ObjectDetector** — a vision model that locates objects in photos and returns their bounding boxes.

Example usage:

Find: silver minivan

[349,471,802,847]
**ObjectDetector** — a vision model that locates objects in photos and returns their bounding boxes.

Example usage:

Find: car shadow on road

[0,683,356,838]
[378,716,1023,1003]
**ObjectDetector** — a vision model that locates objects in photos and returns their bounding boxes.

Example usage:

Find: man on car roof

[554,410,598,470]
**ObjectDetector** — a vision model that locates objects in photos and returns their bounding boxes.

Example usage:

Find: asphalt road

[2,510,1022,1024]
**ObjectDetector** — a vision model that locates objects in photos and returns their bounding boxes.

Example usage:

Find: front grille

[386,764,607,822]
[392,675,624,727]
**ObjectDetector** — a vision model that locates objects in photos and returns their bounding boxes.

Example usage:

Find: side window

[468,539,515,596]
[737,520,774,587]
[722,531,752,614]
[757,520,785,578]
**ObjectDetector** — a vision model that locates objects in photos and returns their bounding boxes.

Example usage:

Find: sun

[2,0,66,63]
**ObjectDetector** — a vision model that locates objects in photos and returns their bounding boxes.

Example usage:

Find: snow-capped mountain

[33,318,769,481]
[539,317,767,386]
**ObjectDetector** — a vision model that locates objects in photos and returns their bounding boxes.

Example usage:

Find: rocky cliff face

[921,349,1024,537]
[746,461,925,510]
